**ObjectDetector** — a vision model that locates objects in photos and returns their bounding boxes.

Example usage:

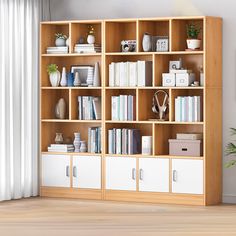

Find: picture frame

[156,36,169,52]
[70,65,94,86]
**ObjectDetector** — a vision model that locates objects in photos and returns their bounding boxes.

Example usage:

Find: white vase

[186,39,201,50]
[79,141,87,153]
[60,67,67,86]
[74,71,81,86]
[55,38,66,47]
[142,33,152,52]
[73,133,81,152]
[93,62,100,87]
[49,71,60,87]
[87,34,95,44]
[55,98,66,119]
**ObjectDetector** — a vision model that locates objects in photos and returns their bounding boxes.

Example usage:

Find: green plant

[225,128,236,168]
[186,22,201,39]
[47,64,58,75]
[87,25,95,35]
[55,33,67,40]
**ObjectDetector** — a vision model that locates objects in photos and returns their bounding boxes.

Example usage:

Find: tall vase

[60,67,67,86]
[55,133,63,144]
[142,33,152,52]
[74,71,81,86]
[93,62,100,87]
[73,132,81,152]
[55,98,66,119]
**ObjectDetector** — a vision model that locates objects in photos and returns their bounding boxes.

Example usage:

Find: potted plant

[186,22,201,50]
[225,128,236,168]
[55,33,67,47]
[47,64,60,87]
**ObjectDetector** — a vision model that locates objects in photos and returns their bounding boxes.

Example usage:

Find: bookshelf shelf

[40,16,222,206]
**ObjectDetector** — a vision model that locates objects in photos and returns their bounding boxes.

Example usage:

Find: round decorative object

[186,39,201,50]
[74,71,81,86]
[55,38,66,47]
[55,98,66,119]
[87,34,95,44]
[49,71,60,87]
[86,67,94,86]
[93,62,100,86]
[55,133,63,144]
[60,67,67,86]
[142,33,152,52]
[73,132,81,152]
[79,141,87,153]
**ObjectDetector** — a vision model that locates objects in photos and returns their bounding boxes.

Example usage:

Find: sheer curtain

[0,0,50,201]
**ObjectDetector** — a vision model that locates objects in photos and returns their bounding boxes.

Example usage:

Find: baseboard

[223,194,236,204]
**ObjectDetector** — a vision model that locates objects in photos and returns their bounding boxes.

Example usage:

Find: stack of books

[46,46,69,54]
[78,96,101,120]
[111,95,135,121]
[109,61,152,87]
[108,128,141,155]
[175,96,201,122]
[88,127,102,153]
[74,44,101,53]
[48,144,74,152]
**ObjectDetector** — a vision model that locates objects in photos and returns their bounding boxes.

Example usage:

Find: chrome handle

[66,165,70,177]
[132,168,136,180]
[139,169,144,180]
[173,170,177,182]
[73,166,77,177]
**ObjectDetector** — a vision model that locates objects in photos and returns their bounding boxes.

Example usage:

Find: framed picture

[156,36,169,52]
[71,65,94,86]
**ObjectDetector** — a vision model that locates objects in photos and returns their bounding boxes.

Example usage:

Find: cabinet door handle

[66,165,70,177]
[73,166,77,177]
[132,168,136,180]
[139,169,144,180]
[173,170,177,182]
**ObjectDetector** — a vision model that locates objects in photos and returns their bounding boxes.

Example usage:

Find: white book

[194,96,201,122]
[109,63,115,87]
[128,95,134,121]
[175,97,180,122]
[185,96,189,122]
[181,97,186,122]
[50,144,74,148]
[91,129,96,153]
[119,62,126,87]
[129,62,137,87]
[116,129,122,154]
[111,96,118,120]
[137,61,152,87]
[124,95,128,121]
[124,62,129,87]
[188,96,194,122]
[137,61,144,87]
[119,95,124,121]
[108,129,113,154]
[176,133,203,140]
[115,63,120,87]
[92,97,101,120]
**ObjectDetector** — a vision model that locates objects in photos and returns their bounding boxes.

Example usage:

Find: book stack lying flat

[111,95,135,121]
[74,44,101,53]
[109,61,152,87]
[46,46,69,54]
[108,128,141,155]
[48,144,74,152]
[78,96,101,120]
[88,127,102,153]
[175,96,201,122]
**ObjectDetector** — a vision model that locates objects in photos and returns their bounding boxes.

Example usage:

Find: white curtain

[0,0,50,201]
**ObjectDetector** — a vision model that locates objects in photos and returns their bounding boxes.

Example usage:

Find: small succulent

[225,128,236,168]
[55,33,67,40]
[186,22,201,39]
[88,25,95,35]
[47,64,58,74]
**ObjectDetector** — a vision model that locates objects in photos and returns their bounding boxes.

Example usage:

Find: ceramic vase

[55,98,66,119]
[49,71,60,87]
[186,39,201,50]
[93,62,100,87]
[73,132,81,152]
[86,67,94,86]
[79,141,87,153]
[142,33,152,52]
[55,133,63,144]
[55,38,66,47]
[67,72,74,87]
[87,34,95,44]
[74,71,81,86]
[66,38,70,47]
[60,67,67,86]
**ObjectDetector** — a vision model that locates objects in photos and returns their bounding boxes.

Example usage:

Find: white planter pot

[186,39,201,50]
[87,34,95,44]
[49,71,60,87]
[55,38,66,47]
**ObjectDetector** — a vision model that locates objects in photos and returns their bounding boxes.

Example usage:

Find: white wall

[50,0,236,203]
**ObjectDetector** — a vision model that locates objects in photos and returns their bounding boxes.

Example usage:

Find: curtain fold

[0,0,50,201]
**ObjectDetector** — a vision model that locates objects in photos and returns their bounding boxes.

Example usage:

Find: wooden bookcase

[40,16,222,205]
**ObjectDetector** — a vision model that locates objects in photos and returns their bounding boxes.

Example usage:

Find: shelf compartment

[41,122,102,152]
[70,89,102,120]
[41,23,70,54]
[105,20,137,52]
[171,19,204,51]
[41,55,102,87]
[138,88,170,121]
[71,22,102,53]
[138,20,170,52]
[154,54,203,86]
[154,123,203,156]
[41,89,69,120]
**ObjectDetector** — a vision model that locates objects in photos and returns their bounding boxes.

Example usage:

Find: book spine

[88,127,91,153]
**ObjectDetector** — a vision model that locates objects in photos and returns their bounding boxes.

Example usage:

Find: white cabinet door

[172,159,203,194]
[73,155,101,189]
[42,154,70,187]
[106,157,136,191]
[139,158,169,192]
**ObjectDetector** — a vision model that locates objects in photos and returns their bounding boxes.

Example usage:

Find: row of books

[175,96,201,122]
[88,127,102,153]
[108,128,141,154]
[111,95,135,121]
[48,144,74,152]
[78,96,101,120]
[74,44,101,53]
[46,46,69,54]
[109,61,152,87]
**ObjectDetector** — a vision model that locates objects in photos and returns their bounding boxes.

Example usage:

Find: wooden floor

[0,198,236,236]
